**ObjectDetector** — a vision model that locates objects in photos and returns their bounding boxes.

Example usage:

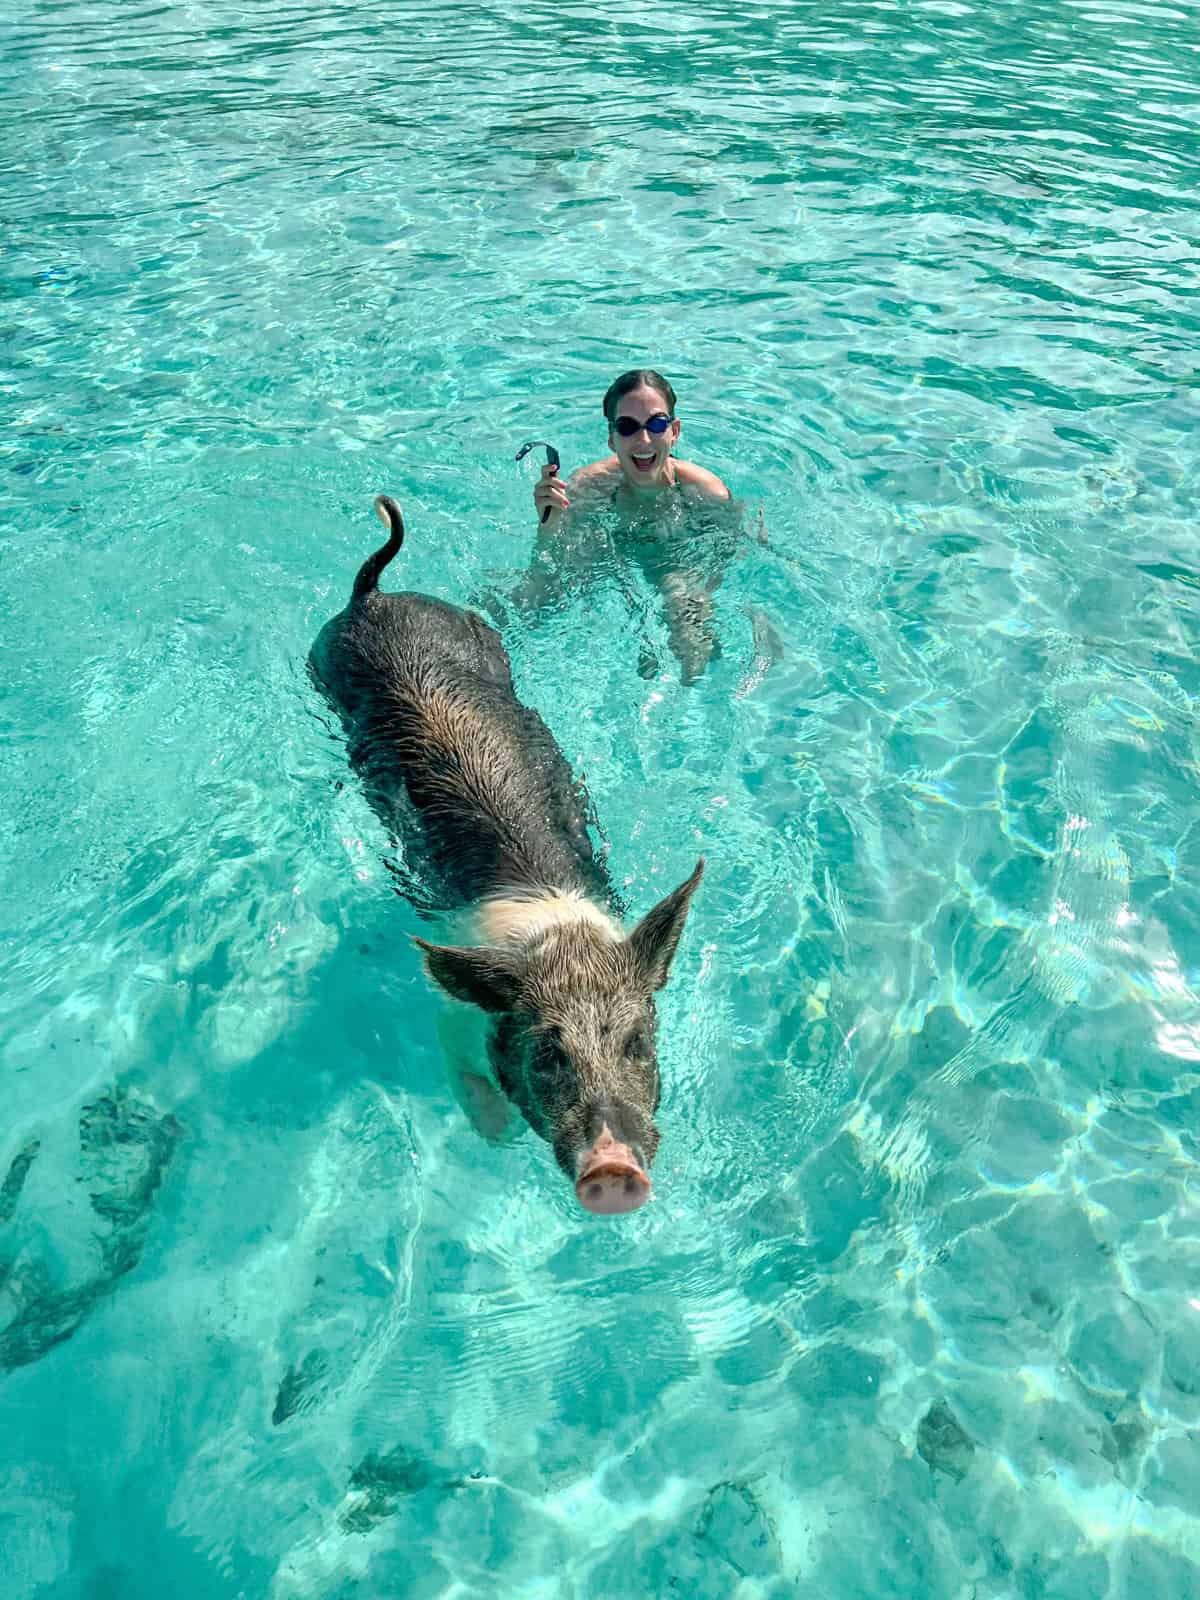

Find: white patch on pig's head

[475,889,621,949]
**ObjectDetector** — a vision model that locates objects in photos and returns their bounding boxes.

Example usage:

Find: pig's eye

[625,1027,650,1059]
[537,1023,571,1063]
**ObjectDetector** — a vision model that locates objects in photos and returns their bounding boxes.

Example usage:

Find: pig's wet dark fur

[488,955,662,1173]
[310,497,703,1204]
[310,503,611,915]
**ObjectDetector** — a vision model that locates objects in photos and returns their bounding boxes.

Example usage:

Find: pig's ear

[413,939,522,1012]
[628,858,705,990]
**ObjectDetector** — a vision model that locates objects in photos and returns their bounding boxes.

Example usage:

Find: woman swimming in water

[532,369,731,527]
[498,368,763,685]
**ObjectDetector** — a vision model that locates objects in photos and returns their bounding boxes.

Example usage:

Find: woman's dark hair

[602,369,677,424]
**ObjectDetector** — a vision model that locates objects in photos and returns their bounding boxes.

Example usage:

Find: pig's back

[311,591,513,706]
[311,593,611,910]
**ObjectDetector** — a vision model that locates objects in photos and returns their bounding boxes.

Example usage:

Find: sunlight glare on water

[2,0,1199,1594]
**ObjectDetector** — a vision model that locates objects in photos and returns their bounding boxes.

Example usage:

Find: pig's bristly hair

[350,677,607,902]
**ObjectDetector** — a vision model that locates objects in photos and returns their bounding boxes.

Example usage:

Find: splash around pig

[310,496,704,1214]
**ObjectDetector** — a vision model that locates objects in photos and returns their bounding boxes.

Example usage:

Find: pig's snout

[574,1128,652,1216]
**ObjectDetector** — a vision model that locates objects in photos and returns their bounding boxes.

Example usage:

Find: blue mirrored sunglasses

[613,413,673,438]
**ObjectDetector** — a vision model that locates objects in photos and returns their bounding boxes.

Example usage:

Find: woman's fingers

[532,474,570,516]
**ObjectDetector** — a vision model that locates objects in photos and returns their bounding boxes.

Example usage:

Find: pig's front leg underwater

[436,1001,525,1145]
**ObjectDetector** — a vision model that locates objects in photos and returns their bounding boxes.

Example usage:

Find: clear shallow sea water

[2,0,1199,1594]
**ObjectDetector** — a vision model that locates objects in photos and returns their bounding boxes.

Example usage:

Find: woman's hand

[533,462,570,527]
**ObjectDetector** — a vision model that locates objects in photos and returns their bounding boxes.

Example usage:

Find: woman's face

[609,383,681,489]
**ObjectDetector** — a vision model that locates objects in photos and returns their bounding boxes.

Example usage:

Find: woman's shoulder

[673,458,731,500]
[569,457,621,486]
[565,455,731,498]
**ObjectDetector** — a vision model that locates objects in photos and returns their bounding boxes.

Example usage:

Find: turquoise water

[3,0,1199,1591]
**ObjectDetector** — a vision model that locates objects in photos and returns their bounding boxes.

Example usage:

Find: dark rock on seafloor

[1,1089,181,1377]
[917,1398,976,1482]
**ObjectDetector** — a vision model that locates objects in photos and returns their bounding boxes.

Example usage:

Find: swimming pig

[310,496,703,1214]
